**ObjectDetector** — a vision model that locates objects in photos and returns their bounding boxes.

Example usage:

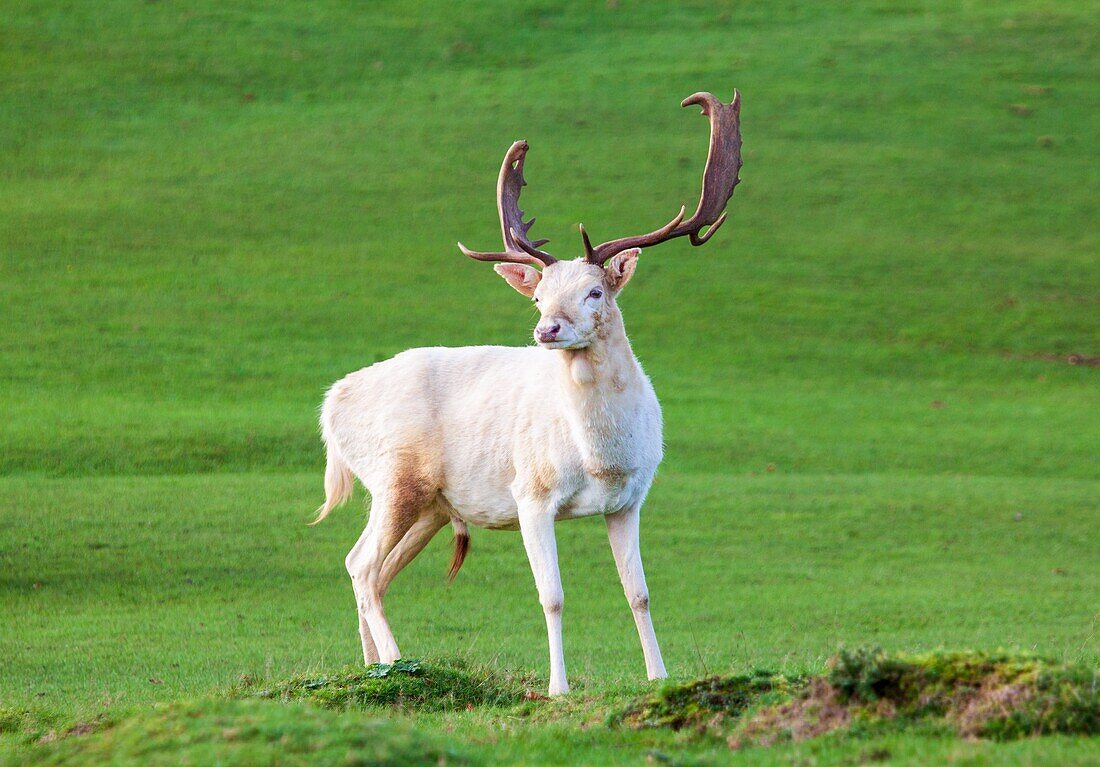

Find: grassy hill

[1,1,1097,764]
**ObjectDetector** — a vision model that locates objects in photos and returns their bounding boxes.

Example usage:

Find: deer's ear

[494,264,542,297]
[604,248,640,292]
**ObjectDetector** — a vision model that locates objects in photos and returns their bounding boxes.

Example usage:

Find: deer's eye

[588,288,603,300]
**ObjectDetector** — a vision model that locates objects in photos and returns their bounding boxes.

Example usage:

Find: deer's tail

[447,517,470,581]
[311,395,354,525]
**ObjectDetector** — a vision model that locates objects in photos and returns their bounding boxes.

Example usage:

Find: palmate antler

[458,140,558,268]
[581,91,743,265]
[459,91,742,268]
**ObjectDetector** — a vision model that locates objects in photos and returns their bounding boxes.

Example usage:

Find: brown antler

[582,91,742,265]
[458,140,558,268]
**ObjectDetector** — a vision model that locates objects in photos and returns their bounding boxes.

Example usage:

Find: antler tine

[585,90,742,265]
[579,207,685,263]
[579,224,595,261]
[458,140,558,268]
[511,227,554,260]
[689,211,728,246]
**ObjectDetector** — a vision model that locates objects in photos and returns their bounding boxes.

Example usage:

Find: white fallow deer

[313,91,742,695]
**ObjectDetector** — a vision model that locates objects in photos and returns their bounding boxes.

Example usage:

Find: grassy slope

[1,0,1097,764]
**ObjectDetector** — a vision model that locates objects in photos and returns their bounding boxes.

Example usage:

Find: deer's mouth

[537,336,590,351]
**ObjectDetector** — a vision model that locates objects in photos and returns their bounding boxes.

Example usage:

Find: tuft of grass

[226,657,530,713]
[2,700,465,767]
[0,706,61,739]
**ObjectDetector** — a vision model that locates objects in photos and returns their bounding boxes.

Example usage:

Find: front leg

[518,502,569,695]
[606,506,667,680]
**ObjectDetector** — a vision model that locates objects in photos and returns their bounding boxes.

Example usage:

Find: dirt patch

[730,678,852,748]
[1067,354,1100,366]
[1009,352,1100,367]
[32,715,112,745]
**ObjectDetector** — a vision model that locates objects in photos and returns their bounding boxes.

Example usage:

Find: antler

[458,140,558,268]
[582,91,743,265]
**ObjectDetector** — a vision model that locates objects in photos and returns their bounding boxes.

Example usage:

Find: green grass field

[2,1,1097,764]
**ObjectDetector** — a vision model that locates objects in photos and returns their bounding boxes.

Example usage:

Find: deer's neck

[560,307,640,394]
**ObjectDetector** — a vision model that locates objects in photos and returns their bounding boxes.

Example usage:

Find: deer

[313,91,742,695]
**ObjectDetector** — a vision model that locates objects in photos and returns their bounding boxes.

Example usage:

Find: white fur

[317,257,667,694]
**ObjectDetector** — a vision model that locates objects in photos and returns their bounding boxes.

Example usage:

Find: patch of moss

[612,669,803,733]
[2,700,466,767]
[226,657,529,713]
[829,647,1039,711]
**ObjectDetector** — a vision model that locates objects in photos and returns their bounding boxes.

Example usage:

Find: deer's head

[459,91,743,350]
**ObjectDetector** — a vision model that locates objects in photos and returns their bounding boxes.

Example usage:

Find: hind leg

[379,509,448,596]
[350,509,445,664]
[348,512,382,664]
[356,612,380,664]
[345,474,435,663]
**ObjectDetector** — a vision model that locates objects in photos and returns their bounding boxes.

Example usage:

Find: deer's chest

[554,392,662,520]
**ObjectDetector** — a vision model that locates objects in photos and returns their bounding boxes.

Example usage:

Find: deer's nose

[535,323,561,343]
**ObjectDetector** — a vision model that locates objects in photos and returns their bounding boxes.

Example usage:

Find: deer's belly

[442,465,652,530]
[442,484,522,531]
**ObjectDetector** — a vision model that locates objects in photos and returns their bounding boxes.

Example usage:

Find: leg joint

[541,593,564,616]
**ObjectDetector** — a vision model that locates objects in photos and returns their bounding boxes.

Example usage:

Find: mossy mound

[616,649,1100,745]
[3,700,464,767]
[227,657,529,713]
[822,647,1100,741]
[612,669,804,732]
